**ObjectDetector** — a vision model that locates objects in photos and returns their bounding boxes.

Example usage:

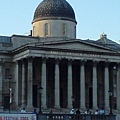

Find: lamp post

[108,90,113,115]
[8,74,12,113]
[71,96,75,109]
[38,86,43,114]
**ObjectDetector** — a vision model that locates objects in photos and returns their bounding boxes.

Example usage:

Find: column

[67,60,73,108]
[117,64,120,111]
[104,63,109,110]
[21,60,26,108]
[55,59,60,108]
[92,61,98,109]
[27,57,33,109]
[14,61,19,108]
[41,58,47,108]
[0,62,3,107]
[80,61,86,109]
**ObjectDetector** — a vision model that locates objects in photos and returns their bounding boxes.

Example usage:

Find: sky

[0,0,120,43]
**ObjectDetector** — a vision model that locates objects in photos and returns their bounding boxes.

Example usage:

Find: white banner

[0,113,37,120]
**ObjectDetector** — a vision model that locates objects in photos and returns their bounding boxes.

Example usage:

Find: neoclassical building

[0,0,120,113]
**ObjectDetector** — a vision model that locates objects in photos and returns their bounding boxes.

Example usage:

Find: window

[74,26,76,38]
[44,23,48,36]
[62,23,66,36]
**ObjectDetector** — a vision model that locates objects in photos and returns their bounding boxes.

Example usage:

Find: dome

[33,0,76,23]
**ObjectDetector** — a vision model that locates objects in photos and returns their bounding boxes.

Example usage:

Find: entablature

[13,49,120,63]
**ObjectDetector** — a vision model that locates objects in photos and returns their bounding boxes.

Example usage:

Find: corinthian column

[14,61,19,108]
[80,61,85,109]
[93,61,98,109]
[55,59,60,108]
[21,60,26,108]
[27,57,33,109]
[0,62,3,107]
[67,60,73,108]
[117,64,120,112]
[41,58,47,108]
[104,63,109,110]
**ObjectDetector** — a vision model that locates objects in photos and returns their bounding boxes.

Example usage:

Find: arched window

[44,23,48,36]
[62,23,66,36]
[74,26,76,38]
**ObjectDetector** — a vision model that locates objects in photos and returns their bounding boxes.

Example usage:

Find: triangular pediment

[34,39,116,53]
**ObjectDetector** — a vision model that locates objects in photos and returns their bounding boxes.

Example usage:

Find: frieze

[50,51,101,57]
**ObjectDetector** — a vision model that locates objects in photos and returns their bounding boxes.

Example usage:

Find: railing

[38,114,116,120]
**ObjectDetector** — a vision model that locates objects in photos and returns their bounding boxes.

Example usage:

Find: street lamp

[8,74,12,113]
[38,86,43,114]
[71,96,75,109]
[108,90,113,115]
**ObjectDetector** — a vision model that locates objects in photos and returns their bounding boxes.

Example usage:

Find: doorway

[4,96,9,110]
[89,87,93,109]
[33,85,38,107]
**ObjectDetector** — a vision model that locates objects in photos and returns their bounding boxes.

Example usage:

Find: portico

[13,44,120,112]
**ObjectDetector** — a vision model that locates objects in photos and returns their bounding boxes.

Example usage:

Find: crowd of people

[70,108,105,115]
[20,107,105,115]
[20,108,37,114]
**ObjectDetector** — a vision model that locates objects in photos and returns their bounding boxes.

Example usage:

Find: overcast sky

[0,0,120,43]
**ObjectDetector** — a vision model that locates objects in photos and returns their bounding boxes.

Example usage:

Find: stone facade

[0,35,120,114]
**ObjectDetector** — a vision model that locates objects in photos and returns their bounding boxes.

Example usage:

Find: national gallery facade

[0,0,120,113]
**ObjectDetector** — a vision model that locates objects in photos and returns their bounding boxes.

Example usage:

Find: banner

[0,113,37,120]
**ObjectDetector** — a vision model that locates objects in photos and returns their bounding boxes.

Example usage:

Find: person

[49,110,53,120]
[32,108,37,114]
[76,109,80,120]
[94,109,99,115]
[76,109,80,114]
[21,108,26,113]
[89,110,92,114]
[99,108,105,115]
[70,109,75,114]
[85,109,90,114]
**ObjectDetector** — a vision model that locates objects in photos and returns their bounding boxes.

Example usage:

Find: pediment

[37,40,116,53]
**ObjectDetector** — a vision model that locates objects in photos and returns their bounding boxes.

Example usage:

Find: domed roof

[33,0,76,23]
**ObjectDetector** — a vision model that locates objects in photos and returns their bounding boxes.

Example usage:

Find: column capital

[55,59,60,65]
[117,63,120,68]
[41,57,47,62]
[80,60,86,65]
[105,62,109,67]
[68,59,73,65]
[0,61,3,66]
[21,59,27,64]
[93,61,98,67]
[27,56,33,62]
[15,60,19,64]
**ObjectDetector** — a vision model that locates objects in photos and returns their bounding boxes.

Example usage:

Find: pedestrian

[76,109,80,120]
[94,109,99,115]
[99,108,105,114]
[33,108,37,114]
[49,110,53,120]
[85,109,90,114]
[21,108,26,113]
[76,109,80,114]
[70,109,75,114]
